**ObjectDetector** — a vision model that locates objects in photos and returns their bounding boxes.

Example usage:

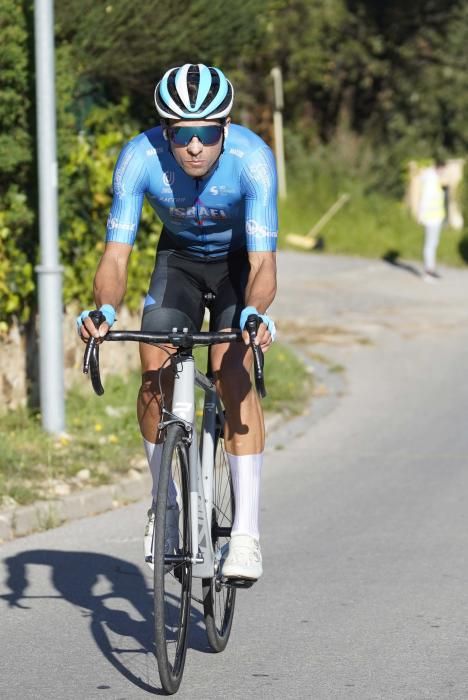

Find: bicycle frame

[82,321,266,578]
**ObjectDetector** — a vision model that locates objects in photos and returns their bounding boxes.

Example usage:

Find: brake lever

[82,310,105,395]
[245,314,266,399]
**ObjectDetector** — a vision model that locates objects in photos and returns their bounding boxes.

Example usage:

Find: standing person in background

[418,158,447,281]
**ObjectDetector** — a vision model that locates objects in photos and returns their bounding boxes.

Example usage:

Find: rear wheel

[202,413,236,652]
[154,424,192,694]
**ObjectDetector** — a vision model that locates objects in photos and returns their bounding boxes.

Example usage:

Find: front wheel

[154,424,192,695]
[202,414,236,652]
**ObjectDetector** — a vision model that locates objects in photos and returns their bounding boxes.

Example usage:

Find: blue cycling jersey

[106,124,278,258]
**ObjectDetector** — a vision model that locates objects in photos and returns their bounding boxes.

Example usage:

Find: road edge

[0,351,344,544]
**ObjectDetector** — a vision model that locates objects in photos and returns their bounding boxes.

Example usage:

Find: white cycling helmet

[154,63,234,121]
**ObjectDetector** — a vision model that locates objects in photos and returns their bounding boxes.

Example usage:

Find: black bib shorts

[141,237,250,334]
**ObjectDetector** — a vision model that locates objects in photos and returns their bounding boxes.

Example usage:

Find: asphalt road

[2,252,468,699]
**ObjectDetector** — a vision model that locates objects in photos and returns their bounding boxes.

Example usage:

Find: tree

[55,0,267,124]
[262,0,468,191]
[0,0,35,327]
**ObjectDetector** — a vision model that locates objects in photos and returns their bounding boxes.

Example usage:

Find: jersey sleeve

[106,140,149,245]
[240,144,278,252]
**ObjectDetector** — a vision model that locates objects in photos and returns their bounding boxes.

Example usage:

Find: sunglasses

[167,125,224,146]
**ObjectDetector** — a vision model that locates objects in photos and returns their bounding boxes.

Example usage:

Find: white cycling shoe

[222,534,263,581]
[144,502,179,571]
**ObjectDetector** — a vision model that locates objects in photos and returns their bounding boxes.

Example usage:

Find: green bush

[59,101,162,311]
[0,0,34,329]
[0,15,162,328]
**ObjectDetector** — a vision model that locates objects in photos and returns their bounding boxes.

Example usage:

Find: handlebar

[82,312,266,398]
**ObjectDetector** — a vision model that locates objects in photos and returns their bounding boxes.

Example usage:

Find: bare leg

[137,343,176,442]
[210,340,265,455]
[138,343,178,507]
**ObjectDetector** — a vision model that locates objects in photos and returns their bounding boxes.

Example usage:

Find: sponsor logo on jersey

[158,195,197,205]
[113,147,134,196]
[107,216,136,232]
[209,185,235,196]
[169,206,228,221]
[248,162,269,184]
[229,148,245,158]
[163,171,175,186]
[247,162,271,205]
[246,219,277,239]
[146,147,163,156]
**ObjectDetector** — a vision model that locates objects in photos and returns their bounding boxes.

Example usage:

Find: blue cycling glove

[76,304,116,333]
[239,306,276,342]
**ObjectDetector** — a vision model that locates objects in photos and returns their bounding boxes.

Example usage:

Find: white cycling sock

[144,439,178,508]
[144,439,163,503]
[227,452,263,540]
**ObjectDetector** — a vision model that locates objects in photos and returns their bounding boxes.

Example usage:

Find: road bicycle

[83,313,266,694]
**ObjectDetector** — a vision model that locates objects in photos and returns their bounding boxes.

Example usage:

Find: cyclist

[78,63,278,582]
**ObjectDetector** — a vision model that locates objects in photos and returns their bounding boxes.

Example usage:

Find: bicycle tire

[202,412,236,652]
[154,424,192,694]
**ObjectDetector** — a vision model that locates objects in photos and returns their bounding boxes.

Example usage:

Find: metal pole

[270,66,287,199]
[34,0,65,433]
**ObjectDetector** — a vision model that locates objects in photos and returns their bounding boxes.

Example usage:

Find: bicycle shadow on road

[0,549,211,695]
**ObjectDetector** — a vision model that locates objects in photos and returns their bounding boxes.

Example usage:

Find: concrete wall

[0,305,142,412]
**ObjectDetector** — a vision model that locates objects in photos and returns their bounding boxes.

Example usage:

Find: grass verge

[0,342,312,508]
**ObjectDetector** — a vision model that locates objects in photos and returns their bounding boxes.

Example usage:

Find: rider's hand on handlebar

[76,305,116,343]
[239,306,276,352]
[243,319,271,352]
